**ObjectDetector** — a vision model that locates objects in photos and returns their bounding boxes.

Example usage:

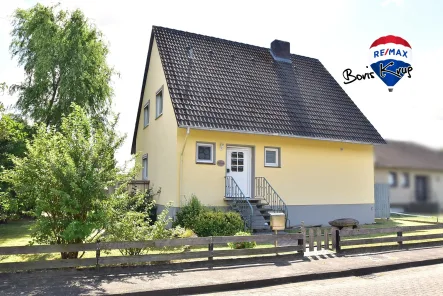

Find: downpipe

[179,127,190,207]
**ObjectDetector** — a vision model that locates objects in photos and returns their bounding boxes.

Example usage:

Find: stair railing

[225,176,253,230]
[255,177,289,228]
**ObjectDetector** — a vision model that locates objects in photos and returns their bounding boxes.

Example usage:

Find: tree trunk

[61,251,79,259]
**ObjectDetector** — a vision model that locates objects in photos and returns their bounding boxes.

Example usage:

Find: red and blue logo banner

[369,35,413,92]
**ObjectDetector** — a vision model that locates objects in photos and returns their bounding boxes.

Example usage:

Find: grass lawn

[0,219,34,247]
[390,213,443,224]
[340,217,443,250]
[0,220,277,264]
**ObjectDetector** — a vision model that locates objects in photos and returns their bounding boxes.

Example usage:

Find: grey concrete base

[156,205,179,228]
[287,203,375,227]
[158,203,374,228]
[156,204,180,218]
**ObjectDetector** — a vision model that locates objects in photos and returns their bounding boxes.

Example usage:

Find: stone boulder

[328,218,359,229]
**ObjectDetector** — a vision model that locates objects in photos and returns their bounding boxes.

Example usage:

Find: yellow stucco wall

[134,39,178,206]
[375,167,443,208]
[177,128,375,207]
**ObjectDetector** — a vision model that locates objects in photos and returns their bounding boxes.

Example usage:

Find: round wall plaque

[216,160,225,167]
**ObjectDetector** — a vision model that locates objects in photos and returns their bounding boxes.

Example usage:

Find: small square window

[196,142,215,164]
[401,172,409,188]
[142,155,148,180]
[264,147,280,167]
[156,89,163,118]
[389,172,397,187]
[143,102,150,127]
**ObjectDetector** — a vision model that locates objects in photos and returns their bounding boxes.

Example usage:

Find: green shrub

[193,210,244,237]
[128,185,161,225]
[173,195,206,229]
[170,226,197,238]
[227,231,256,249]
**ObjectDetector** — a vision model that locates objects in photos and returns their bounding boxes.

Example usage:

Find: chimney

[270,40,292,63]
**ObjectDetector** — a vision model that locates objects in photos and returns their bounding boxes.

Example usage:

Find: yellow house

[375,140,443,213]
[131,26,385,229]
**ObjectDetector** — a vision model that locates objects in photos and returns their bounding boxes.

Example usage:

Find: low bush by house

[174,196,245,237]
[192,210,244,237]
[227,231,256,249]
[173,195,206,229]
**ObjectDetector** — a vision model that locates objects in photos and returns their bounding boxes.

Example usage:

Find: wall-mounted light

[220,143,224,151]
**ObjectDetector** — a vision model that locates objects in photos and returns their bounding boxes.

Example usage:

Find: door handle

[226,168,230,173]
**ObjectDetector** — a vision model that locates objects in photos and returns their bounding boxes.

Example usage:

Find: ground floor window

[196,142,215,164]
[264,147,280,167]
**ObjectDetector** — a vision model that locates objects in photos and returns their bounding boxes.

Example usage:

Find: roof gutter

[179,127,191,207]
[177,125,386,146]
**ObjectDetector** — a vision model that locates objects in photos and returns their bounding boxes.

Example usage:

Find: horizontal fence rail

[0,233,304,272]
[336,224,443,252]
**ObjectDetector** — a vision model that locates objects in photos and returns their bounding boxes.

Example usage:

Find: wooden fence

[335,224,443,252]
[0,233,304,272]
[301,227,335,252]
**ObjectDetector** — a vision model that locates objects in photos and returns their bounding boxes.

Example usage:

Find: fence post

[96,240,101,270]
[316,228,322,251]
[335,229,341,253]
[397,231,403,246]
[208,237,214,262]
[298,224,305,255]
[324,229,329,251]
[309,228,314,252]
[331,227,336,250]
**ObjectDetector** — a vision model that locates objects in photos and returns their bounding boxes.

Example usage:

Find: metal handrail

[255,177,289,227]
[225,176,254,230]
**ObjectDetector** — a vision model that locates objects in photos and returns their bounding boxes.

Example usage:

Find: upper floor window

[142,154,148,180]
[156,89,163,118]
[264,147,280,167]
[143,101,150,127]
[388,171,397,187]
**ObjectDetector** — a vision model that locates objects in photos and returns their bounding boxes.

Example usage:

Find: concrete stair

[225,198,283,232]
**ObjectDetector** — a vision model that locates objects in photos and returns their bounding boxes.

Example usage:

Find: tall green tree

[1,104,127,258]
[9,4,114,128]
[1,83,35,219]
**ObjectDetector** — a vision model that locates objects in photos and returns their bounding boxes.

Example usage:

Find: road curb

[118,257,443,296]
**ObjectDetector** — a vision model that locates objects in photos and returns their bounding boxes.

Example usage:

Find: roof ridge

[152,25,320,61]
[386,139,439,151]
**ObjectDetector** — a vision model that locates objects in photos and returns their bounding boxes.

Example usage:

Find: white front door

[226,147,252,197]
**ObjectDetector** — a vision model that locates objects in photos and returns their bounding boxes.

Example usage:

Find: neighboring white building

[374,140,443,213]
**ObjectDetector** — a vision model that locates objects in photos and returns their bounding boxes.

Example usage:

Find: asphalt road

[201,263,443,296]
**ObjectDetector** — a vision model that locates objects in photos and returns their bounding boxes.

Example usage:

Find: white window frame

[156,88,163,118]
[142,155,148,180]
[143,101,150,127]
[264,147,280,167]
[196,142,215,164]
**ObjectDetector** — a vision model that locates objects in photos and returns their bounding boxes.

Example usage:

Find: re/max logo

[374,49,408,58]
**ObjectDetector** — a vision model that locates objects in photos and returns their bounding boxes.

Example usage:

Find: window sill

[196,161,215,165]
[143,124,149,129]
[265,164,280,168]
[155,113,163,120]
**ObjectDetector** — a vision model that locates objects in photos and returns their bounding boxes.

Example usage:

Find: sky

[1,0,442,165]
